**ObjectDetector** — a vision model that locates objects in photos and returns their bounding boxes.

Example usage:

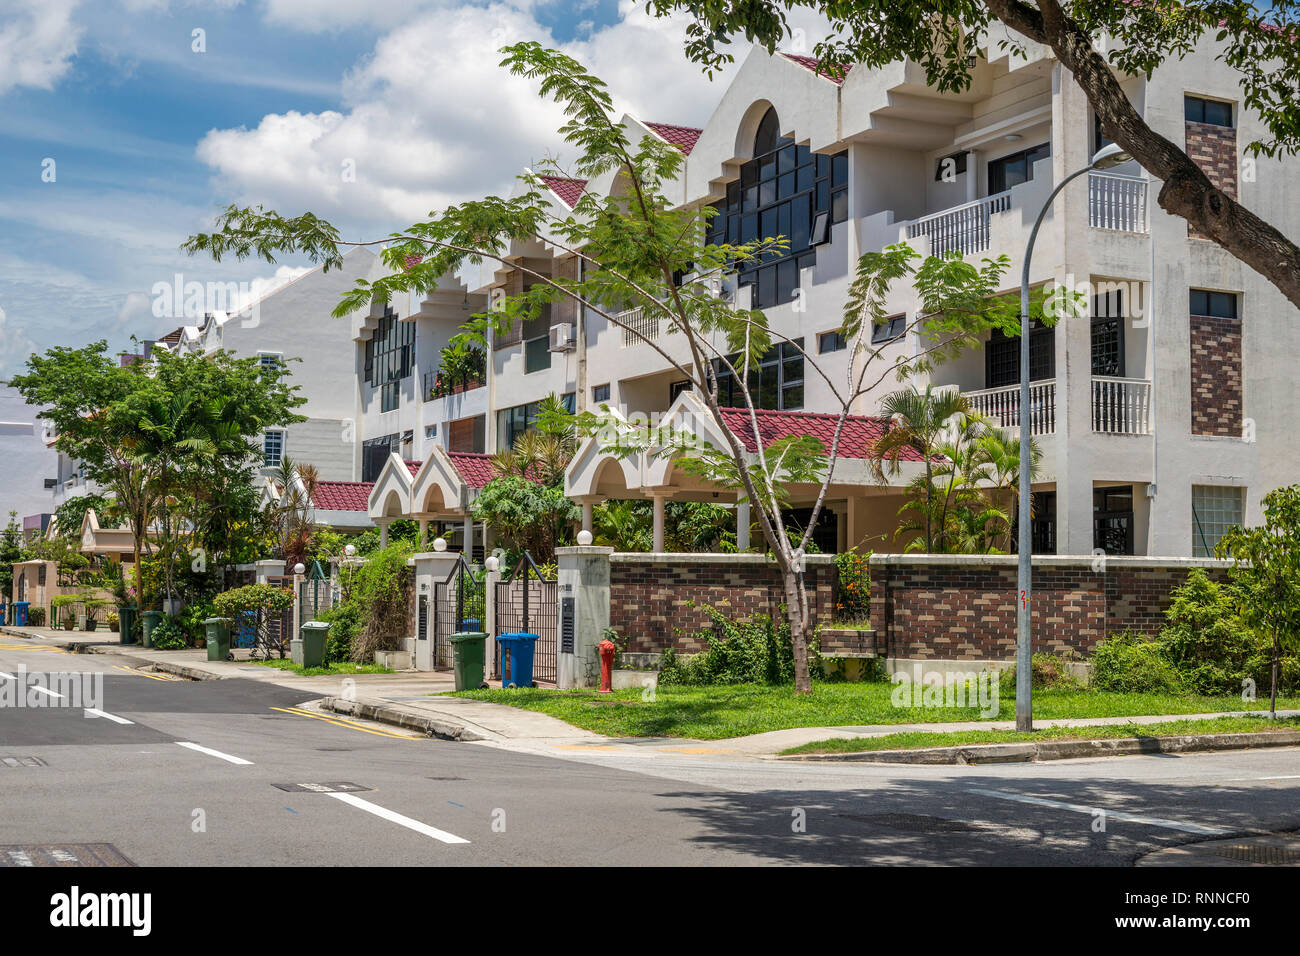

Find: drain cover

[839,812,974,833]
[0,757,47,768]
[1,844,134,867]
[272,782,373,793]
[1207,843,1300,865]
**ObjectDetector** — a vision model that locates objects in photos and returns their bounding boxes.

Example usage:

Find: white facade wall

[466,40,1298,557]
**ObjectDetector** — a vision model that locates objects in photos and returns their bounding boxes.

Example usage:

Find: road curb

[777,728,1300,764]
[319,696,489,742]
[148,660,222,681]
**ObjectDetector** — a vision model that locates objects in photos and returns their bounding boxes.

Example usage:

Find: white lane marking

[176,742,253,765]
[327,792,470,845]
[0,672,13,680]
[966,787,1231,835]
[85,708,133,724]
[26,685,62,699]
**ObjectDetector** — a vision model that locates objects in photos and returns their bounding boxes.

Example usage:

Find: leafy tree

[53,494,120,540]
[212,583,296,659]
[473,475,580,562]
[9,343,304,609]
[0,512,22,600]
[649,0,1300,314]
[182,45,1019,694]
[1218,485,1300,717]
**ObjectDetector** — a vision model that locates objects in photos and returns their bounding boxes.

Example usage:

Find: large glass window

[714,340,804,410]
[705,107,848,310]
[362,434,401,482]
[1192,485,1244,557]
[986,325,1055,389]
[495,393,576,451]
[1189,289,1239,319]
[364,307,415,412]
[263,430,284,467]
[988,142,1051,194]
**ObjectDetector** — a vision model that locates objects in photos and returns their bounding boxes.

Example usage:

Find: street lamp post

[1016,142,1131,731]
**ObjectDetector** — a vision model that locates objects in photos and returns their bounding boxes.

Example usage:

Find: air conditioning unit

[548,323,576,352]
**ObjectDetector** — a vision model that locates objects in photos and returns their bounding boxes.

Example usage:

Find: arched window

[705,108,849,312]
[753,107,783,157]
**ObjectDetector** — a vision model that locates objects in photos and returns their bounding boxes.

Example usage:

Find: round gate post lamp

[1015,142,1131,732]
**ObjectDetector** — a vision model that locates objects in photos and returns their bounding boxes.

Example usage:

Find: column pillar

[417,518,429,549]
[736,500,751,552]
[582,501,594,534]
[652,494,667,553]
[379,519,390,549]
[555,546,613,689]
[462,514,473,555]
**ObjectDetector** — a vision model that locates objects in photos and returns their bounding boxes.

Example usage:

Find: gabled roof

[643,121,703,155]
[779,53,850,86]
[718,407,925,461]
[537,175,588,209]
[449,452,496,489]
[313,480,374,512]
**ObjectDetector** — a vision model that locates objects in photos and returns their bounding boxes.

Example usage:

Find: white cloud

[0,0,83,96]
[0,305,39,375]
[195,2,739,233]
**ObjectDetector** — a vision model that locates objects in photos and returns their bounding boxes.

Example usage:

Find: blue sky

[0,0,728,377]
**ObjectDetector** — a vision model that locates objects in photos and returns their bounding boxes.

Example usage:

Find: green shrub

[1091,631,1185,693]
[318,601,361,665]
[1157,568,1280,695]
[833,550,871,622]
[150,616,188,650]
[657,607,817,686]
[998,653,1082,696]
[28,606,46,626]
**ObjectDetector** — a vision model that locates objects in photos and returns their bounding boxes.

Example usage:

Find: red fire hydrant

[597,638,617,694]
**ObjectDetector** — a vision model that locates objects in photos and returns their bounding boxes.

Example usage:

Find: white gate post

[555,545,612,689]
[484,566,500,680]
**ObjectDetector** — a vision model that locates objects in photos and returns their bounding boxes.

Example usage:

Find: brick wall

[1189,314,1243,436]
[1185,121,1237,239]
[868,556,1232,661]
[608,555,835,654]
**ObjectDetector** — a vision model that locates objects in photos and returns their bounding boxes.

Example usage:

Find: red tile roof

[643,121,703,155]
[449,452,496,489]
[537,175,588,209]
[405,460,422,477]
[718,408,925,461]
[780,53,849,85]
[313,480,374,512]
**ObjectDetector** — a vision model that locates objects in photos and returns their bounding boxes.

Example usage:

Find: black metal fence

[492,554,557,684]
[433,555,486,670]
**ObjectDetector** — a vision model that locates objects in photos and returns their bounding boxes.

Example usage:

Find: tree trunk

[1271,630,1280,719]
[781,564,813,694]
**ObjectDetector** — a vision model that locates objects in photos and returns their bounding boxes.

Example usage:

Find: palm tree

[976,428,1043,553]
[871,384,970,552]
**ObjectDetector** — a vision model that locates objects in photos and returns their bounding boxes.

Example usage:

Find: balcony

[618,306,661,347]
[905,191,1012,258]
[1088,172,1147,233]
[960,377,1152,436]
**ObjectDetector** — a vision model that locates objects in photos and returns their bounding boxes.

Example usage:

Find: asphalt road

[2,636,1299,867]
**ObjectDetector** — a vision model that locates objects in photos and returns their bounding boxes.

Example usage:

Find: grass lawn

[448,682,1300,740]
[249,659,393,677]
[781,714,1300,755]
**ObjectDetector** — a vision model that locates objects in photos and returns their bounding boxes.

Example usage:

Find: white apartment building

[450,36,1300,559]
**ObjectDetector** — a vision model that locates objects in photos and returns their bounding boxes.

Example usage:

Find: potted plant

[106,611,120,633]
[60,610,76,631]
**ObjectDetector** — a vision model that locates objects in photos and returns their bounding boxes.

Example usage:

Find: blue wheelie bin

[496,632,539,688]
[0,605,6,626]
[13,601,29,627]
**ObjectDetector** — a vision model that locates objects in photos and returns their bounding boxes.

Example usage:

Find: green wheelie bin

[140,609,163,648]
[449,631,489,691]
[203,617,232,662]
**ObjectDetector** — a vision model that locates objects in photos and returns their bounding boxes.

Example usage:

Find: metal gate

[492,555,557,684]
[432,555,486,670]
[265,575,296,651]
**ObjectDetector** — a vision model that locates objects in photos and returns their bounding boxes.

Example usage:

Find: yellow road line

[0,643,68,654]
[110,665,179,681]
[270,706,421,741]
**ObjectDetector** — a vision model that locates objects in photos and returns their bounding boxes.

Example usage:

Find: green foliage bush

[1091,631,1185,693]
[28,606,46,626]
[318,601,361,665]
[657,607,818,686]
[833,550,871,622]
[150,616,188,650]
[1158,568,1276,694]
[999,653,1081,696]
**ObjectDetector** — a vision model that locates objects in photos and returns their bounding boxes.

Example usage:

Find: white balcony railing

[618,306,661,348]
[1092,376,1152,434]
[1089,172,1148,233]
[906,191,1012,258]
[963,380,1057,435]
